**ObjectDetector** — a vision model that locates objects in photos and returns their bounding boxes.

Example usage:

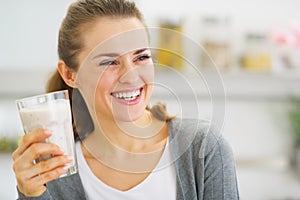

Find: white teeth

[124,96,136,101]
[112,89,141,100]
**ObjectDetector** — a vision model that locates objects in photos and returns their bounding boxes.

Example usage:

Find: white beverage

[18,97,77,177]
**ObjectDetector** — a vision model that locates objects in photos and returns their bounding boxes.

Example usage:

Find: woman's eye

[136,55,151,61]
[99,60,117,66]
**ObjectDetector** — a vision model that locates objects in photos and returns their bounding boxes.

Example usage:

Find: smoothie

[18,98,77,177]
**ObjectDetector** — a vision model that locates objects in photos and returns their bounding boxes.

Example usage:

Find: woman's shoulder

[168,118,239,199]
[168,117,220,142]
[167,117,229,158]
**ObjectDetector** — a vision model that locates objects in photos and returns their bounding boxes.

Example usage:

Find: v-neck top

[76,141,177,200]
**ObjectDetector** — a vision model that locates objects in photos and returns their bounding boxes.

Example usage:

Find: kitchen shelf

[0,68,299,100]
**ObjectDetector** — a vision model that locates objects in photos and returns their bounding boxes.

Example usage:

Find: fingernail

[67,156,73,162]
[58,148,65,153]
[44,130,52,136]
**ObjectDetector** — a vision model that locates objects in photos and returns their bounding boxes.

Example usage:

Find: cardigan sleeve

[202,136,239,200]
[17,188,53,200]
[168,118,239,200]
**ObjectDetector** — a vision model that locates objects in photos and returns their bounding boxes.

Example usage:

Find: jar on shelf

[240,32,272,71]
[200,16,232,71]
[156,18,184,70]
[270,26,300,74]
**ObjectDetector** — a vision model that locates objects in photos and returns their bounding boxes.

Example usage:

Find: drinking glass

[16,90,77,177]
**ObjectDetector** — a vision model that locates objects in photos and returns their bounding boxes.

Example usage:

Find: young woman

[12,0,239,199]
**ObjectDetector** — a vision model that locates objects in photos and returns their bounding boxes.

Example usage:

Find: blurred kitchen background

[1,0,300,199]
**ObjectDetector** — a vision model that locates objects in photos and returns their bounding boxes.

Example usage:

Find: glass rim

[15,90,69,104]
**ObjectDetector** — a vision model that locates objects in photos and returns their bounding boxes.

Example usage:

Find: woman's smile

[111,86,143,105]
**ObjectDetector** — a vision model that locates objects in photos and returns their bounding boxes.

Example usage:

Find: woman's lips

[111,87,143,105]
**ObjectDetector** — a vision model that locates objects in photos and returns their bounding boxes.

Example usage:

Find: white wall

[136,0,300,38]
[0,0,72,69]
[1,0,300,69]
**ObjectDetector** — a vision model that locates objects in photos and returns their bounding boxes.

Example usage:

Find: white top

[76,141,177,200]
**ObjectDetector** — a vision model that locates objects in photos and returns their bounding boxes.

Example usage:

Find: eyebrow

[133,48,148,55]
[92,48,149,59]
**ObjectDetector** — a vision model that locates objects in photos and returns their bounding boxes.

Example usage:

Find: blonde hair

[46,0,173,139]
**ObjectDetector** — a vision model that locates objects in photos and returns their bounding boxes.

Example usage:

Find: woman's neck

[83,110,168,153]
[81,111,169,173]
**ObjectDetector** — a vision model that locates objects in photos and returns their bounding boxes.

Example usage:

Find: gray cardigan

[17,118,239,200]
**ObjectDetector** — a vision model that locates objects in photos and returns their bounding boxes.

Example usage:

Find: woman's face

[75,17,153,124]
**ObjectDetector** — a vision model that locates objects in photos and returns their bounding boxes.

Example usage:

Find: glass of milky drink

[16,90,77,178]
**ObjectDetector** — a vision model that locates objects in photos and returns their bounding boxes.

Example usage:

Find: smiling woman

[12,0,239,199]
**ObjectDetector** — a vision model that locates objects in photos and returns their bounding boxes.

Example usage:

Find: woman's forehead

[80,17,148,61]
[89,29,149,58]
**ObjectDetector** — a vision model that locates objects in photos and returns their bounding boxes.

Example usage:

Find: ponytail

[147,102,174,122]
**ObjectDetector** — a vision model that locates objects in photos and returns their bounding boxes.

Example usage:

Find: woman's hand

[12,129,73,197]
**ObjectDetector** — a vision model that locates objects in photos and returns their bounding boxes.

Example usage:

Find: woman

[12,0,239,199]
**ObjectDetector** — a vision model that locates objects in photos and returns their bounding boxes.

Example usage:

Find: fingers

[16,164,70,197]
[25,155,73,179]
[24,142,64,163]
[13,142,64,173]
[36,165,69,184]
[12,129,75,197]
[14,155,73,197]
[12,129,52,161]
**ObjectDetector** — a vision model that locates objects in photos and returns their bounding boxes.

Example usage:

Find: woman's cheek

[95,69,118,94]
[141,63,154,84]
[76,67,106,105]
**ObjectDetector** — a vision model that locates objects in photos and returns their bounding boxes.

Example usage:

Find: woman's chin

[114,112,143,123]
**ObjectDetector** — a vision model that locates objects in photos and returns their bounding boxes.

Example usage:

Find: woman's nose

[118,59,139,84]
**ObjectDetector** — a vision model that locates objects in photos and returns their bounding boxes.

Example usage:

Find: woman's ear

[57,60,77,88]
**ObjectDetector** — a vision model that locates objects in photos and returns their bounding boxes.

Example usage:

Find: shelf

[0,69,299,100]
[153,69,300,100]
